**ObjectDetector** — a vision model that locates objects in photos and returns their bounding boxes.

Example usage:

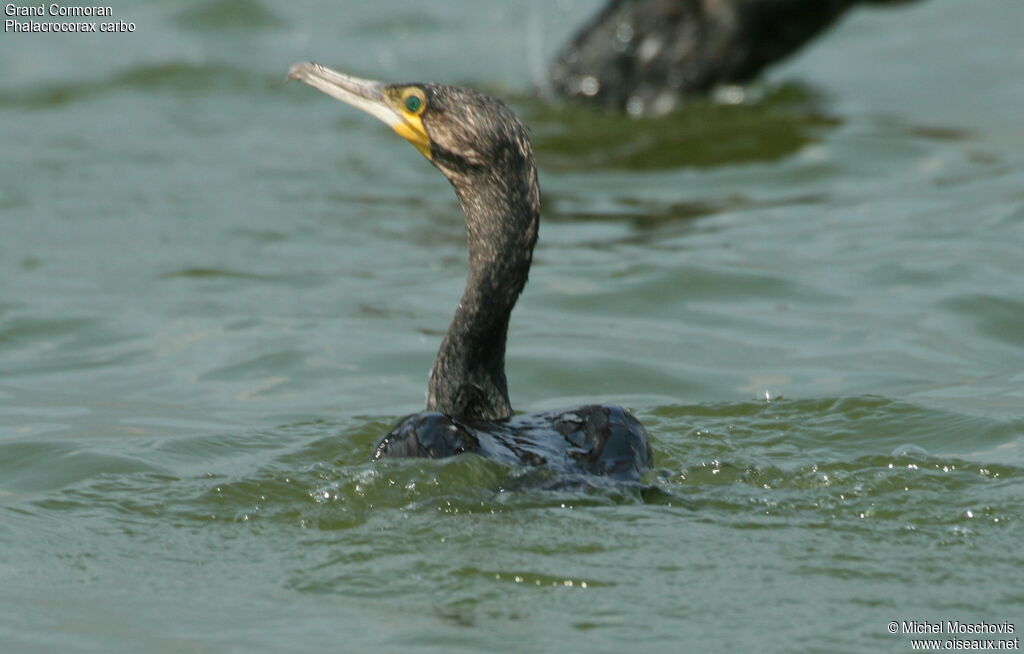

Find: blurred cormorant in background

[549,0,919,116]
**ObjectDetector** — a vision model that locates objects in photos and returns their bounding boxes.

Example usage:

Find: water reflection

[525,83,839,170]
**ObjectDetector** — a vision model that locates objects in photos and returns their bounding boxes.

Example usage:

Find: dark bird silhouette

[549,0,919,116]
[288,63,653,480]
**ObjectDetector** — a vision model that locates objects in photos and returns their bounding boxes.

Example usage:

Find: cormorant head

[288,62,533,183]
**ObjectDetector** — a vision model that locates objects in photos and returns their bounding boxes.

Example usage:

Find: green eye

[404,94,423,113]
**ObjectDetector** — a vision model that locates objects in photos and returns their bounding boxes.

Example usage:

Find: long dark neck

[426,160,540,421]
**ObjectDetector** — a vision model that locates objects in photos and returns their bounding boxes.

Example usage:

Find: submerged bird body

[375,405,652,480]
[289,62,652,480]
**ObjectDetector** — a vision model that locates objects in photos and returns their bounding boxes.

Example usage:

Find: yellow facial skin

[287,63,433,160]
[388,87,431,159]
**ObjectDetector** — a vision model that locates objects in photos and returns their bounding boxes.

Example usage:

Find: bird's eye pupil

[405,95,422,112]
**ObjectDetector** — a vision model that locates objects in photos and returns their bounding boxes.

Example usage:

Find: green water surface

[1,1,1023,652]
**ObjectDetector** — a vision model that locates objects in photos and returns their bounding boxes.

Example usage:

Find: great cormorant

[549,0,920,116]
[288,63,653,480]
